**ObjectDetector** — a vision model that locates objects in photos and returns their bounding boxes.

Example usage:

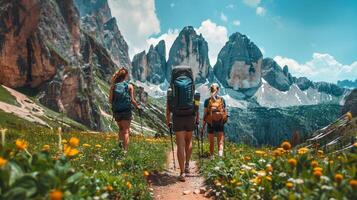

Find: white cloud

[196,20,228,65]
[108,0,160,58]
[232,20,241,26]
[170,2,175,8]
[242,0,261,7]
[274,53,357,83]
[147,29,179,59]
[256,7,266,16]
[220,12,228,22]
[148,19,228,65]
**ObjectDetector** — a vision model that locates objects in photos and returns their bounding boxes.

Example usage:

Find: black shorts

[207,121,224,134]
[113,111,132,121]
[172,115,195,132]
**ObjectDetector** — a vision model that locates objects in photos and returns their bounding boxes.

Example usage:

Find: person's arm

[109,84,115,104]
[128,84,141,109]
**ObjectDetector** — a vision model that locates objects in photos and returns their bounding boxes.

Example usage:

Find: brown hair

[112,67,128,84]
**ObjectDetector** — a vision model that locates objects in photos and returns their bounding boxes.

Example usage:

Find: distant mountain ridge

[337,79,357,89]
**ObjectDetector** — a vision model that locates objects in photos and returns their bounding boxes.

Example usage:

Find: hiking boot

[178,173,186,182]
[184,163,190,174]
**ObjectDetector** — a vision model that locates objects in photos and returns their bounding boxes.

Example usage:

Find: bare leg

[122,120,130,151]
[217,132,224,156]
[176,131,186,174]
[184,131,193,165]
[208,133,215,156]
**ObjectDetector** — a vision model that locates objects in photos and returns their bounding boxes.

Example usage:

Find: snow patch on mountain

[133,80,168,98]
[255,79,344,108]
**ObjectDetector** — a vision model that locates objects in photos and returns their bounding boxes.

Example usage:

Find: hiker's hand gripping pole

[169,122,176,170]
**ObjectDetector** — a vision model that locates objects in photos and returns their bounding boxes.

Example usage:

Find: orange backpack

[206,97,228,125]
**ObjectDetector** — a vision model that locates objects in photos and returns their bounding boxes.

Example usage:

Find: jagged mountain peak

[166,26,211,83]
[214,32,262,94]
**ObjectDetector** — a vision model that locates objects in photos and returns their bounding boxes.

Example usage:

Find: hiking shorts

[207,121,224,134]
[113,111,132,121]
[172,115,195,132]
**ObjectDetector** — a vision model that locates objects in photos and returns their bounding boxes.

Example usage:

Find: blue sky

[108,0,357,83]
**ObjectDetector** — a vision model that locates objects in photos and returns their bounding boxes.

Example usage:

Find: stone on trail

[183,190,191,195]
[199,186,206,194]
[193,189,200,194]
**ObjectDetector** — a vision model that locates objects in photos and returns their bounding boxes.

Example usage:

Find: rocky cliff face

[0,0,126,130]
[167,26,210,83]
[132,40,166,84]
[74,0,131,69]
[342,89,357,117]
[214,33,263,91]
[261,58,293,91]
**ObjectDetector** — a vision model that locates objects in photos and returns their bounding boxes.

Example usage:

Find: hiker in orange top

[109,68,141,152]
[201,83,228,158]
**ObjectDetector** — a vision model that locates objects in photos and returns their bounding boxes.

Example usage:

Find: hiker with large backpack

[109,68,141,152]
[201,83,228,158]
[166,66,199,182]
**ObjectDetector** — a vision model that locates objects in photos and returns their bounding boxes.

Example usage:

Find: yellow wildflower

[313,167,323,172]
[64,146,79,158]
[286,182,294,189]
[311,160,318,167]
[42,144,50,152]
[95,144,102,148]
[317,150,324,156]
[107,185,113,191]
[0,157,8,167]
[273,149,283,156]
[288,158,297,167]
[230,179,236,184]
[126,181,132,189]
[236,182,242,186]
[266,176,272,181]
[346,112,352,120]
[69,137,79,147]
[335,174,343,183]
[266,165,273,172]
[244,156,251,161]
[281,141,292,150]
[15,139,28,150]
[144,170,150,177]
[349,179,357,189]
[298,147,309,155]
[82,143,91,148]
[313,170,322,178]
[255,150,265,156]
[50,189,63,200]
[61,139,67,144]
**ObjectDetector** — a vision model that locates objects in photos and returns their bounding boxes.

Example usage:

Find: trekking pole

[195,124,201,160]
[200,128,204,158]
[139,108,144,135]
[169,122,176,170]
[138,88,144,135]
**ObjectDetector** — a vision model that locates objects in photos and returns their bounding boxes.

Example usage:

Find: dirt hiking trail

[150,147,211,200]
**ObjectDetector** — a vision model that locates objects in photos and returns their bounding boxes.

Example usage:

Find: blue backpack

[112,82,132,113]
[169,67,195,116]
